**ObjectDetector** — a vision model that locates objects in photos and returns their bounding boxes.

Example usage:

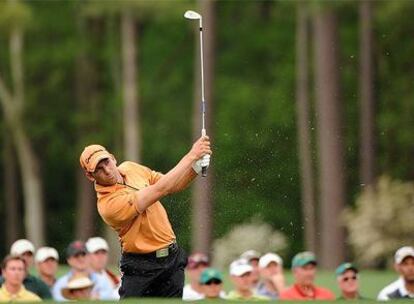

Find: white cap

[230,259,253,276]
[10,239,35,256]
[259,252,283,268]
[35,247,59,263]
[240,250,261,261]
[395,246,414,264]
[86,237,109,253]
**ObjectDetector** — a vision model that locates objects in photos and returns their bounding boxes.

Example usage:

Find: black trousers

[119,244,187,299]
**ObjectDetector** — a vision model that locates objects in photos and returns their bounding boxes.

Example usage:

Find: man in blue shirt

[52,241,117,301]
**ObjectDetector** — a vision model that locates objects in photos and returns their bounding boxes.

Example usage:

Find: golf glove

[192,154,210,174]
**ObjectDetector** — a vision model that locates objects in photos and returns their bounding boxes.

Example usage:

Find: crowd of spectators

[183,246,414,301]
[0,238,119,301]
[0,238,413,302]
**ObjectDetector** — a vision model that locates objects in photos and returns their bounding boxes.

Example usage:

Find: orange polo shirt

[279,284,335,301]
[95,161,176,254]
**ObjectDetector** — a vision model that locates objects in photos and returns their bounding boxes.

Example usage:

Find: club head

[184,10,201,20]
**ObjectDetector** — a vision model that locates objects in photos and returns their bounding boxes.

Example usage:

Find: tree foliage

[343,176,414,266]
[212,217,287,269]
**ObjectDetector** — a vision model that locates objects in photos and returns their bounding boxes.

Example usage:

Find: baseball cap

[230,259,253,276]
[199,268,223,284]
[61,274,94,300]
[394,246,414,264]
[86,237,109,253]
[291,251,317,268]
[80,144,112,173]
[240,250,261,262]
[335,262,358,276]
[35,247,59,263]
[259,252,283,268]
[187,252,209,269]
[66,241,88,258]
[10,239,35,256]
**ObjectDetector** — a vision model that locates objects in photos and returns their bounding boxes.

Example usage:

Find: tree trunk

[359,0,376,186]
[5,16,45,247]
[75,171,96,240]
[295,4,317,254]
[313,8,346,268]
[121,10,140,162]
[191,0,216,255]
[13,123,45,246]
[4,131,20,246]
[74,16,99,240]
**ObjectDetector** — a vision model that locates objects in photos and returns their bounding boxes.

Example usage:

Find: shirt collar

[398,278,414,297]
[294,283,316,298]
[1,285,25,298]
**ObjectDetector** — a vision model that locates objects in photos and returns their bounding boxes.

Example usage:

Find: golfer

[79,136,211,298]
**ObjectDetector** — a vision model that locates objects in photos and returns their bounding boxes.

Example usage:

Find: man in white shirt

[182,252,209,301]
[378,246,414,300]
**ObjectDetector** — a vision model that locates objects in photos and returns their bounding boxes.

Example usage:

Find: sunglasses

[204,279,222,285]
[342,275,357,282]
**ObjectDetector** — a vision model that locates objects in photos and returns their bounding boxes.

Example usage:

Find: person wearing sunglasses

[336,263,365,300]
[199,268,226,299]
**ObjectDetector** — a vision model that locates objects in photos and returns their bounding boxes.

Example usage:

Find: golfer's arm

[133,153,195,212]
[169,167,197,192]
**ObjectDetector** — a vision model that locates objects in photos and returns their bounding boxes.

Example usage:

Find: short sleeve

[98,190,139,227]
[149,170,163,185]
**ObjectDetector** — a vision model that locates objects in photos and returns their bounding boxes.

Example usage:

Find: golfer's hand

[190,136,212,174]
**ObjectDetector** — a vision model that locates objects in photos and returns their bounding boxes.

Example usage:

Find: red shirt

[279,284,335,301]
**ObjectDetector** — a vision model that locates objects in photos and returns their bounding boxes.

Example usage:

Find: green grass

[41,267,399,302]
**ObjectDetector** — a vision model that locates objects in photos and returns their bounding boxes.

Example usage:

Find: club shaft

[199,21,208,177]
[199,24,206,132]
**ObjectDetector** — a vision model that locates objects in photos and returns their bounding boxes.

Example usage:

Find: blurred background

[0,0,413,269]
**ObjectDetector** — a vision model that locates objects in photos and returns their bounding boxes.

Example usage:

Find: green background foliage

[0,0,413,264]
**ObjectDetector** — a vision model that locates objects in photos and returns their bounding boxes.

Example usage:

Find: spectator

[35,247,59,289]
[257,253,285,299]
[183,252,210,301]
[10,239,35,269]
[52,240,116,301]
[199,268,226,300]
[240,250,261,287]
[226,259,269,301]
[279,251,335,301]
[86,237,120,299]
[61,274,95,301]
[0,239,52,299]
[378,246,414,300]
[335,262,365,300]
[0,255,41,302]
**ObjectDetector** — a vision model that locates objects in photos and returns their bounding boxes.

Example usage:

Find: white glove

[192,154,211,174]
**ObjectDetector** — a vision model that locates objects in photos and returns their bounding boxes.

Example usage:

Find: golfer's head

[80,145,117,184]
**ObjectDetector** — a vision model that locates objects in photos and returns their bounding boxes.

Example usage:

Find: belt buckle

[156,247,169,258]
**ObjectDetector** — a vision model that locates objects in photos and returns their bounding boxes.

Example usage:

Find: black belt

[123,242,178,259]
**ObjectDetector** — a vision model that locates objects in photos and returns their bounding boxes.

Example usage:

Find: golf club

[184,10,209,177]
